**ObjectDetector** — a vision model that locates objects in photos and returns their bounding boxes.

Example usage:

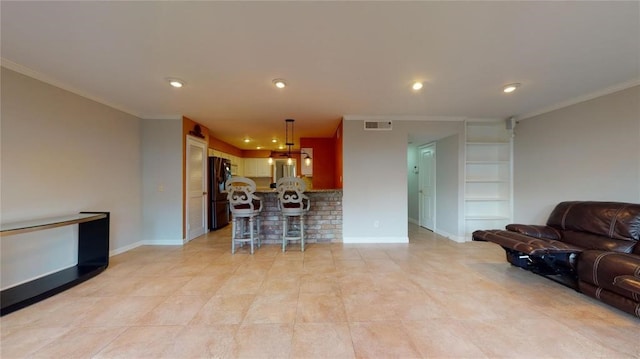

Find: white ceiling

[2,1,638,150]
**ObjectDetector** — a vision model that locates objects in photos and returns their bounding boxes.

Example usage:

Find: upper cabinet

[243,158,271,177]
[464,120,513,238]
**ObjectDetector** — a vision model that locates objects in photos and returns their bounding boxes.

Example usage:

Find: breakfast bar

[255,189,342,244]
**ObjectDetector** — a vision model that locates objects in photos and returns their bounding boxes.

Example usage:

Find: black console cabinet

[0,212,109,315]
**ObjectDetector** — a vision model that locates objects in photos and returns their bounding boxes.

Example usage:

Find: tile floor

[1,224,639,358]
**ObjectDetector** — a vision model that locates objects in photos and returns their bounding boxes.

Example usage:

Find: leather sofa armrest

[613,275,640,295]
[505,224,561,240]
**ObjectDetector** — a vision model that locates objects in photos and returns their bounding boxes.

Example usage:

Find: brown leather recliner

[473,201,640,318]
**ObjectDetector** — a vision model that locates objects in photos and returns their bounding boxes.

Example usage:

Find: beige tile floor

[1,224,639,358]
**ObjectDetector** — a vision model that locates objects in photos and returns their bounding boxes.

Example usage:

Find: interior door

[419,145,436,231]
[186,136,207,241]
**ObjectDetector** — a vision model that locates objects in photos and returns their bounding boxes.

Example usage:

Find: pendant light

[268,119,312,166]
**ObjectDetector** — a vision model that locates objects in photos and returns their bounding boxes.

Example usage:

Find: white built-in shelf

[464,120,513,238]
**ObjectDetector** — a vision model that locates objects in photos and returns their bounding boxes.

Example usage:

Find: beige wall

[343,118,463,242]
[513,85,640,224]
[142,118,183,244]
[1,67,143,288]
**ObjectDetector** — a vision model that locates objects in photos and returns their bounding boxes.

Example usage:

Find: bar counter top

[255,188,342,193]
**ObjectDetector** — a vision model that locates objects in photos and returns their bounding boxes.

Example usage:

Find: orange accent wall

[209,136,243,157]
[300,137,336,189]
[242,150,272,158]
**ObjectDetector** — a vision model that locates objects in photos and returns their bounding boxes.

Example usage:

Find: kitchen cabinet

[243,158,271,177]
[464,120,513,238]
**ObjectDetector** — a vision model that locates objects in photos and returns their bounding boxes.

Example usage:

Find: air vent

[364,121,392,131]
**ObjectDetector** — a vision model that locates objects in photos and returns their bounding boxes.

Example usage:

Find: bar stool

[225,177,262,254]
[276,176,310,252]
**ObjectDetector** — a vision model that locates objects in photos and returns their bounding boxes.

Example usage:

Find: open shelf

[465,120,513,235]
[1,212,109,316]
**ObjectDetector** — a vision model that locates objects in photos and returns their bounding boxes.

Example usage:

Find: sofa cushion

[505,224,561,240]
[613,275,640,295]
[576,250,640,299]
[472,230,583,255]
[546,201,640,240]
[561,230,637,253]
[578,281,640,318]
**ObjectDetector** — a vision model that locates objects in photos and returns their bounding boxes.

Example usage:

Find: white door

[186,136,207,241]
[419,145,436,231]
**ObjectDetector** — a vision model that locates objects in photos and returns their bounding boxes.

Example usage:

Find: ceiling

[1,1,638,150]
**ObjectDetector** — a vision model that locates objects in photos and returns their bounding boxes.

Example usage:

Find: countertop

[255,188,342,193]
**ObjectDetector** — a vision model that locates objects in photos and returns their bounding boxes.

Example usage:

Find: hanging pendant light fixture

[285,119,295,165]
[268,119,312,167]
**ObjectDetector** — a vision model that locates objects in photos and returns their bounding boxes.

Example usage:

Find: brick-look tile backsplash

[253,191,342,243]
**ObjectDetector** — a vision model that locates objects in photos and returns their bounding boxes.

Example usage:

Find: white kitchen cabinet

[464,120,513,238]
[243,158,271,177]
[231,156,243,177]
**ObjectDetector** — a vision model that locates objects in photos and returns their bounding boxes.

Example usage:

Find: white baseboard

[343,236,409,244]
[408,218,419,225]
[109,241,144,256]
[435,229,467,243]
[143,239,184,246]
[109,238,183,257]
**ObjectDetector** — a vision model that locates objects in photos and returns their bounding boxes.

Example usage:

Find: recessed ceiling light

[244,138,251,143]
[271,139,278,143]
[256,146,262,150]
[412,82,423,90]
[272,79,287,89]
[167,78,185,88]
[503,83,521,93]
[278,145,285,150]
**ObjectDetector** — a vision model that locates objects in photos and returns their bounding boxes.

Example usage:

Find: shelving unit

[464,120,513,238]
[0,212,109,315]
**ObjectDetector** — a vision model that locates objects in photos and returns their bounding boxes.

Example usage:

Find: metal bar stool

[226,177,262,254]
[276,176,310,252]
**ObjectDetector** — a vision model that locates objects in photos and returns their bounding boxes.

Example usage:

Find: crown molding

[1,58,143,118]
[519,78,640,120]
[343,115,466,122]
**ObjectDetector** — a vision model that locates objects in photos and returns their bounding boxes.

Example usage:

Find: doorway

[186,136,207,241]
[273,159,296,182]
[419,144,436,231]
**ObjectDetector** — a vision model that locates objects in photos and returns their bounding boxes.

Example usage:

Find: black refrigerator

[208,157,232,230]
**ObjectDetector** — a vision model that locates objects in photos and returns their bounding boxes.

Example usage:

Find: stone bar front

[255,189,342,244]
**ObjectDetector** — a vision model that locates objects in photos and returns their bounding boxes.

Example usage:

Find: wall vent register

[364,121,392,130]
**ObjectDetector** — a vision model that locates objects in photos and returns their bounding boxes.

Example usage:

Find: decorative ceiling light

[412,82,423,90]
[267,119,312,167]
[272,79,287,89]
[284,119,295,160]
[166,78,185,88]
[503,83,521,93]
